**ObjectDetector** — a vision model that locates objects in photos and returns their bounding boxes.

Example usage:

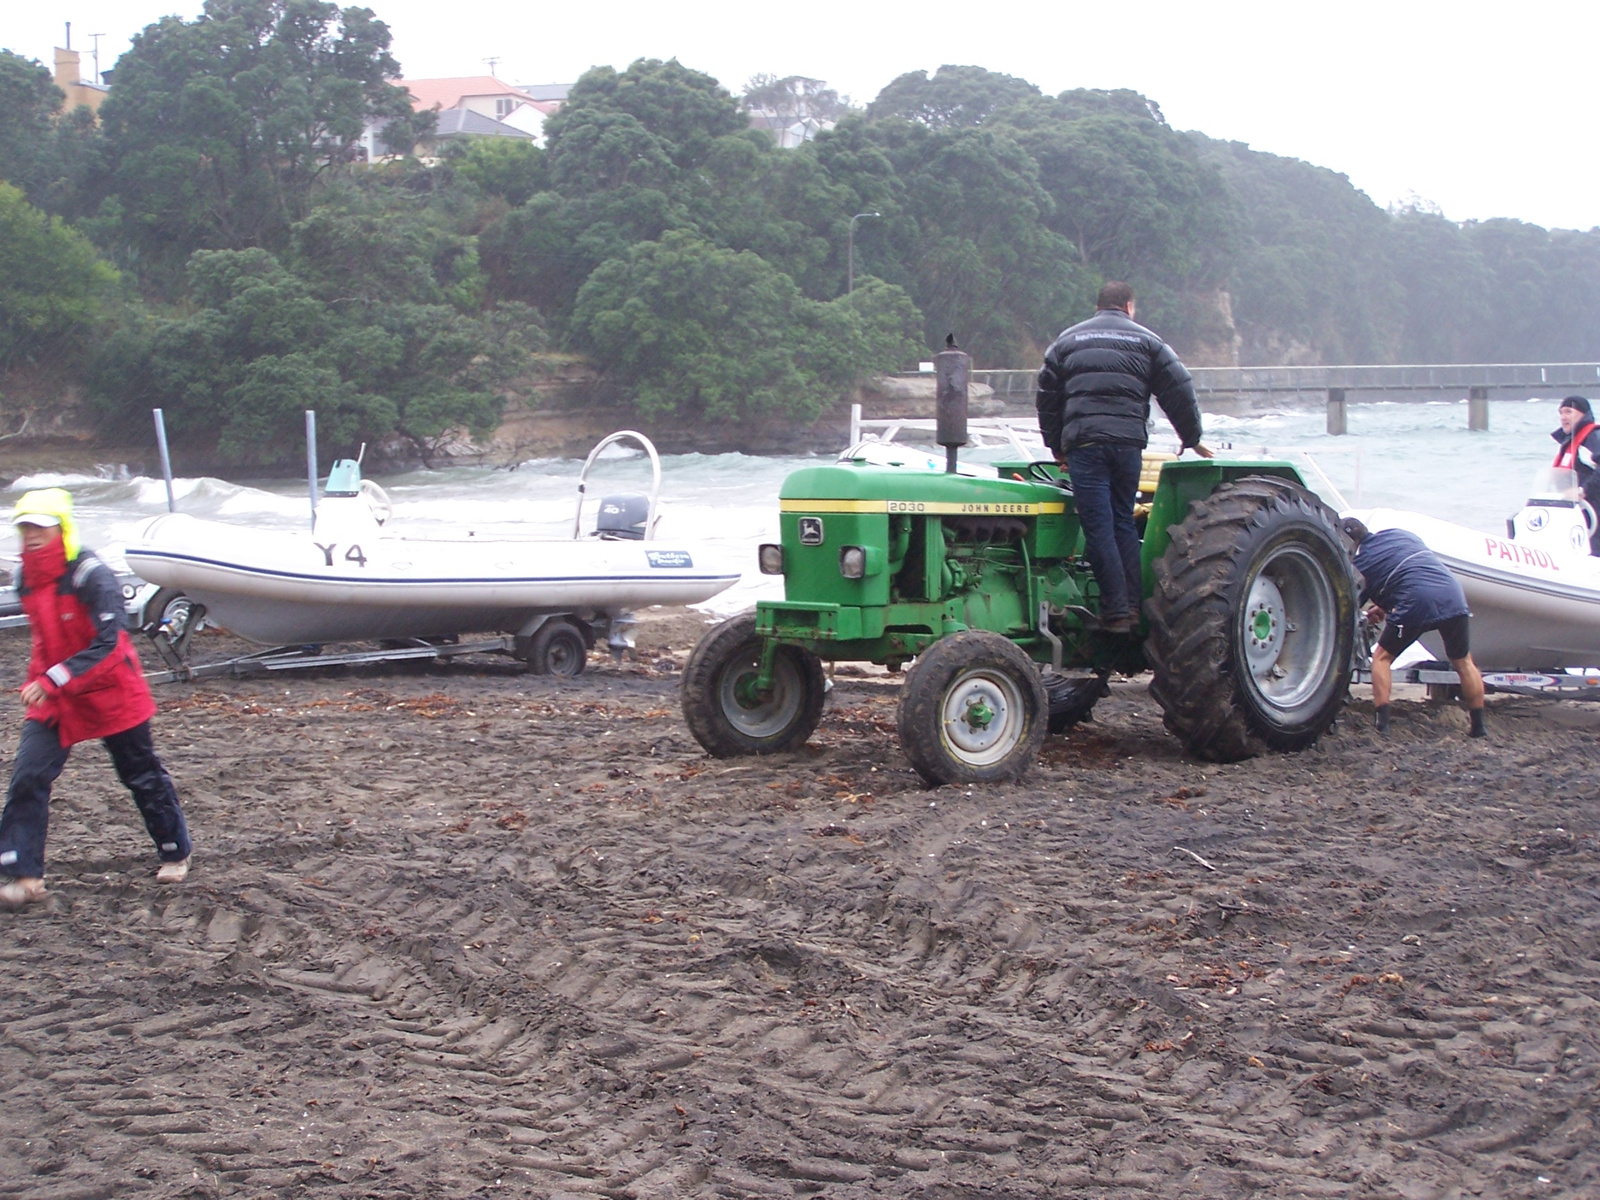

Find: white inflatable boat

[1350,468,1600,671]
[124,434,738,648]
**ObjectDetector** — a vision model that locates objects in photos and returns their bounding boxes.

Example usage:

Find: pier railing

[955,362,1600,433]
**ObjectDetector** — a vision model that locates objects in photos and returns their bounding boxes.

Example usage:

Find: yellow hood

[13,488,80,561]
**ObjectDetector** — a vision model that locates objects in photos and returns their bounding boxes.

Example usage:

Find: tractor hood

[778,464,1065,515]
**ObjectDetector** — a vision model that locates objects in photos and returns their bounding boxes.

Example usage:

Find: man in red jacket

[0,489,192,908]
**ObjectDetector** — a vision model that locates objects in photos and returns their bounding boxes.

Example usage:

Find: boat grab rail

[572,431,662,541]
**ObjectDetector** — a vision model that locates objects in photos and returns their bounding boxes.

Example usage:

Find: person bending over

[1551,395,1600,556]
[1341,517,1486,739]
[1036,281,1212,634]
[0,489,192,907]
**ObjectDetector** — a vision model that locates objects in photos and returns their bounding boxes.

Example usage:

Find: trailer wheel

[897,631,1048,785]
[681,613,825,756]
[1146,476,1355,762]
[145,588,201,647]
[529,620,588,677]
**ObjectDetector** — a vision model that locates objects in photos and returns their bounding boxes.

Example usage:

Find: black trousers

[0,720,191,879]
[1067,443,1145,619]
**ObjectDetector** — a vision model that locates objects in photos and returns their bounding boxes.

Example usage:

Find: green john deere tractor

[681,353,1356,784]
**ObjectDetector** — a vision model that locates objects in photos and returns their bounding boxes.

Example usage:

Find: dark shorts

[1378,612,1470,661]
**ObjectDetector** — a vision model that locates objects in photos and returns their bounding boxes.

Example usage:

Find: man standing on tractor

[1550,395,1600,555]
[1341,517,1487,739]
[1035,281,1212,635]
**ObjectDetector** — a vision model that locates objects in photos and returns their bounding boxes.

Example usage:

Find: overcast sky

[10,0,1598,231]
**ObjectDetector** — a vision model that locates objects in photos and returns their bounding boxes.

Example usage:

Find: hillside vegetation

[2,3,1597,465]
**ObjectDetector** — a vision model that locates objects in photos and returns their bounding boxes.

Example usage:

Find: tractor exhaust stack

[934,334,970,474]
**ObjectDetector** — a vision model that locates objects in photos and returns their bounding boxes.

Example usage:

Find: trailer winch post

[151,408,176,513]
[304,409,319,529]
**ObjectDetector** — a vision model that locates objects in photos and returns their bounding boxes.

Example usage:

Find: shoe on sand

[156,857,190,884]
[0,878,46,908]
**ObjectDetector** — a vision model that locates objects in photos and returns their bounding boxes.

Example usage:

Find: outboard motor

[1509,467,1596,557]
[596,493,649,540]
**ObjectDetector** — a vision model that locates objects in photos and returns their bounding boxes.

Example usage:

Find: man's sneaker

[156,857,190,884]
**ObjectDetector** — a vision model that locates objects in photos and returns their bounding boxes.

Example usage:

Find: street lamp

[847,211,880,295]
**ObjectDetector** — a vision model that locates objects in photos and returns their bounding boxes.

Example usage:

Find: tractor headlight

[839,546,866,579]
[758,544,784,575]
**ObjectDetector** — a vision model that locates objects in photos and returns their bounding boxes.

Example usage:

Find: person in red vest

[1551,395,1600,556]
[0,489,192,908]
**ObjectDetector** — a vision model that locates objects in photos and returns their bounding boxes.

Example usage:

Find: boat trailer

[143,631,523,685]
[137,598,626,684]
[1353,664,1600,701]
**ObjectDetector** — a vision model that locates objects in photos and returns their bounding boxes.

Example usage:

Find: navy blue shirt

[1353,529,1468,628]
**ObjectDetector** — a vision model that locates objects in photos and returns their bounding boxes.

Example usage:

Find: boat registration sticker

[646,550,694,569]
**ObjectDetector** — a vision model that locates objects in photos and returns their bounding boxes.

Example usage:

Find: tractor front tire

[898,631,1048,785]
[681,613,826,757]
[1145,476,1355,762]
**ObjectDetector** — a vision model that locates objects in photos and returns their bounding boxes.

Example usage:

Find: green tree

[90,242,539,465]
[0,50,102,219]
[484,58,752,321]
[1387,206,1494,362]
[97,0,422,289]
[544,59,747,174]
[0,52,64,200]
[0,183,118,368]
[867,120,1091,362]
[454,138,547,207]
[570,230,916,420]
[1190,134,1402,363]
[865,65,1040,129]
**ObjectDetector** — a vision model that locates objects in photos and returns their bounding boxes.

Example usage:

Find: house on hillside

[361,74,573,160]
[406,76,565,142]
[746,110,831,149]
[53,46,107,115]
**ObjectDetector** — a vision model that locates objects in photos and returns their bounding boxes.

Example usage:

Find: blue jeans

[0,720,191,879]
[1067,443,1145,620]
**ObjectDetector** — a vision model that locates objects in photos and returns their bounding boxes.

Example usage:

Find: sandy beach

[0,607,1595,1198]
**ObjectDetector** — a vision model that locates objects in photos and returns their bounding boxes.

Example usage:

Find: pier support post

[1326,388,1347,436]
[1468,386,1489,431]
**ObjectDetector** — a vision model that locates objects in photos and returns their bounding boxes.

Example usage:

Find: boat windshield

[1528,466,1582,501]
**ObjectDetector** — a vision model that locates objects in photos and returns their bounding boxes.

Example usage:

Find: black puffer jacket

[1035,309,1203,452]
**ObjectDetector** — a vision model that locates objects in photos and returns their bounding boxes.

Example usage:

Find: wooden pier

[964,362,1600,433]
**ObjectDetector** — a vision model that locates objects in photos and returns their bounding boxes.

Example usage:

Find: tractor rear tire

[898,631,1048,785]
[1145,476,1355,762]
[681,613,826,757]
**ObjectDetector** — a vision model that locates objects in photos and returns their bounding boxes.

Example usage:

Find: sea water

[2,397,1576,616]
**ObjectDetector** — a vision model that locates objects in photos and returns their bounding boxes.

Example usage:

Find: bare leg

[1450,653,1485,710]
[1370,645,1394,708]
[1451,653,1487,736]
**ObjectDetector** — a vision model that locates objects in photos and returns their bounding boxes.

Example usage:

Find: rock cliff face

[1175,289,1243,369]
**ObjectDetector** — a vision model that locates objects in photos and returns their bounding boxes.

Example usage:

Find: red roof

[400,76,535,112]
